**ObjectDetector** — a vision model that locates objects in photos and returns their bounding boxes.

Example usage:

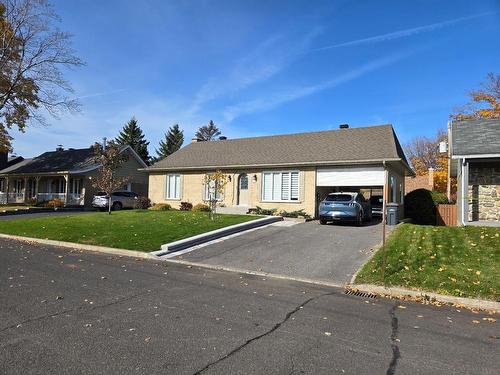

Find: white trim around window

[165,174,181,200]
[261,171,300,202]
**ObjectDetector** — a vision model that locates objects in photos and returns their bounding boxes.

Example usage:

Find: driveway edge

[0,233,154,260]
[152,216,282,256]
[159,258,345,289]
[350,283,500,312]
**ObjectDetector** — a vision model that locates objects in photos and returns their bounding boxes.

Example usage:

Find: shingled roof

[0,147,98,175]
[148,124,410,171]
[451,119,500,156]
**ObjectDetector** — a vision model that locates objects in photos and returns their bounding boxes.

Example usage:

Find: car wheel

[319,219,327,225]
[112,202,122,211]
[357,211,363,226]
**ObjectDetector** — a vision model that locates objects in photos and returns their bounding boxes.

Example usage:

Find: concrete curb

[152,216,282,256]
[351,283,500,312]
[157,257,345,289]
[0,207,85,216]
[0,233,154,260]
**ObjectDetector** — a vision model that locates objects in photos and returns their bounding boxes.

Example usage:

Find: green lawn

[0,210,259,251]
[355,224,500,300]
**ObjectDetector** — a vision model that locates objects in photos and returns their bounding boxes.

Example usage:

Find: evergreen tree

[115,117,150,164]
[195,120,221,141]
[155,124,184,161]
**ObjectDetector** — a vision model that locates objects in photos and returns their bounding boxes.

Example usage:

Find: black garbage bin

[386,203,399,225]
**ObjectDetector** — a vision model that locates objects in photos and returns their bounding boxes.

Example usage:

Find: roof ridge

[198,124,394,143]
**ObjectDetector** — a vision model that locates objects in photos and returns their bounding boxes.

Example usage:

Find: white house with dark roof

[145,124,414,219]
[450,119,500,225]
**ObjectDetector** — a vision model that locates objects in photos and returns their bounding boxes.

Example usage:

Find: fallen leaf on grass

[482,318,496,323]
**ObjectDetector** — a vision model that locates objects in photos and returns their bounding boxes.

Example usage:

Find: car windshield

[95,192,107,196]
[325,194,353,202]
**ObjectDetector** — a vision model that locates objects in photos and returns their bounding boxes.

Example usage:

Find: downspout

[461,158,467,226]
[381,160,388,285]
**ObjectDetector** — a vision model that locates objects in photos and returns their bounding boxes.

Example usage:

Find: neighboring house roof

[147,124,412,172]
[0,158,33,174]
[451,119,500,157]
[0,145,147,175]
[7,156,24,167]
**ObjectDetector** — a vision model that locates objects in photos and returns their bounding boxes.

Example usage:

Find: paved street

[176,220,390,284]
[0,238,498,375]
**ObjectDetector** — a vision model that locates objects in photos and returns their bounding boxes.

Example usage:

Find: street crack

[191,291,336,374]
[386,304,401,375]
[0,290,150,334]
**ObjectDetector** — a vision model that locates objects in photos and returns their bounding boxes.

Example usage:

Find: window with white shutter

[261,171,300,202]
[166,174,181,199]
[290,171,299,200]
[204,179,223,201]
[262,173,272,201]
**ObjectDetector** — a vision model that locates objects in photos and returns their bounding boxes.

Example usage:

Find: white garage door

[316,166,385,186]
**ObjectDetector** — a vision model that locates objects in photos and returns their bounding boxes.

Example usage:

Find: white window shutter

[281,172,290,200]
[262,173,272,201]
[290,172,299,200]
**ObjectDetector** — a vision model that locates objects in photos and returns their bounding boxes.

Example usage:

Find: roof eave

[143,158,406,172]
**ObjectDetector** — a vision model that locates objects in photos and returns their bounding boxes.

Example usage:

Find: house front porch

[0,175,86,206]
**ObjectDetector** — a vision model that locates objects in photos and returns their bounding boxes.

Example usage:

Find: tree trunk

[108,193,112,214]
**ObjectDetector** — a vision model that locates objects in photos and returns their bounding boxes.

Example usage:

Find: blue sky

[12,0,500,157]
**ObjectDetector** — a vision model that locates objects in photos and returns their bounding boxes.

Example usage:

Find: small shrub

[430,190,450,205]
[35,200,48,207]
[134,196,151,209]
[192,203,210,212]
[248,206,277,215]
[179,201,193,211]
[25,198,37,206]
[404,188,446,225]
[279,209,311,219]
[150,203,172,211]
[46,198,64,209]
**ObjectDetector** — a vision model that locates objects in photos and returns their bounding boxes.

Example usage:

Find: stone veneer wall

[467,165,500,221]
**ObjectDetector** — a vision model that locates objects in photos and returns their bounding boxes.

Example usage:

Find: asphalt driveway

[175,219,389,284]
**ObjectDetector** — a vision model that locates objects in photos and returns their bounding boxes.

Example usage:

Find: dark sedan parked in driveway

[319,192,372,225]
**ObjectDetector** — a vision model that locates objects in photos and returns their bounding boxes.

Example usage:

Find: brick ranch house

[0,145,148,207]
[144,124,414,219]
[451,119,500,224]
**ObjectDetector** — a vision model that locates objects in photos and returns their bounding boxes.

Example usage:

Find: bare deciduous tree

[0,0,84,152]
[404,129,447,175]
[92,140,129,214]
[195,120,221,141]
[204,170,229,220]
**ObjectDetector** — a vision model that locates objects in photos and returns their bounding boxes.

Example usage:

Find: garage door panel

[317,167,384,186]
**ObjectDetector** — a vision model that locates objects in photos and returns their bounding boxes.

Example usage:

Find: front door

[237,174,249,206]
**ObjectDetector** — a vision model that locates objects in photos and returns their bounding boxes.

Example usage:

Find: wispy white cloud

[187,26,324,115]
[309,12,496,52]
[74,88,127,100]
[222,50,416,123]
